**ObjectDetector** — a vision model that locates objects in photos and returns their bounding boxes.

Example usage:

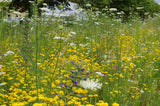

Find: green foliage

[75,0,160,19]
[0,2,10,8]
[87,0,112,8]
[0,2,10,19]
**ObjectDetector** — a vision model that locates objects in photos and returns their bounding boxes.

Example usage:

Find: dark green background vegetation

[0,0,160,19]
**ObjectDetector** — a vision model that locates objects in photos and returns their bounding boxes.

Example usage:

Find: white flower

[29,1,34,3]
[12,61,18,63]
[0,83,6,86]
[95,22,100,25]
[13,11,21,15]
[140,90,144,93]
[0,65,3,68]
[70,32,76,35]
[136,7,144,10]
[39,7,50,12]
[0,0,11,2]
[79,78,102,90]
[79,43,88,47]
[109,8,117,12]
[86,3,91,7]
[95,72,104,76]
[0,72,5,75]
[144,12,149,15]
[4,51,14,56]
[6,51,14,54]
[70,42,76,46]
[69,32,76,37]
[54,36,65,40]
[85,37,89,39]
[37,63,41,65]
[42,3,47,7]
[117,12,122,15]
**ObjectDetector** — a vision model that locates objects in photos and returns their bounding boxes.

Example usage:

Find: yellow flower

[59,91,64,95]
[28,97,37,102]
[51,82,56,88]
[33,103,46,106]
[130,63,135,68]
[86,104,94,106]
[81,97,87,101]
[112,102,119,106]
[38,95,45,100]
[105,82,108,85]
[99,103,109,106]
[12,102,25,106]
[55,80,60,84]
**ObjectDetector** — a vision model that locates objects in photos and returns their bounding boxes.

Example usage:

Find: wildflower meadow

[0,2,160,106]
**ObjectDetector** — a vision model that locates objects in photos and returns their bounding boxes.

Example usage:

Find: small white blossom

[69,32,76,37]
[0,83,6,86]
[29,1,34,3]
[109,8,117,12]
[117,12,122,15]
[13,11,21,15]
[85,37,89,39]
[54,36,65,40]
[144,12,149,15]
[136,7,144,10]
[12,61,18,63]
[70,32,76,35]
[79,43,88,47]
[37,63,41,65]
[86,3,91,7]
[70,42,76,46]
[39,7,50,12]
[43,3,48,7]
[95,72,104,76]
[0,0,11,2]
[0,72,5,75]
[6,51,14,54]
[95,22,100,25]
[79,78,102,90]
[0,65,3,68]
[4,51,15,56]
[140,90,144,93]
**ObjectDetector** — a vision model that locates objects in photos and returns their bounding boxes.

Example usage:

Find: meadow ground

[0,10,160,106]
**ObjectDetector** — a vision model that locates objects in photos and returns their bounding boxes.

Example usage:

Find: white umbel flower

[79,78,102,90]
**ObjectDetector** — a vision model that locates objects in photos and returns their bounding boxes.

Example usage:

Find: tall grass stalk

[32,1,40,100]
